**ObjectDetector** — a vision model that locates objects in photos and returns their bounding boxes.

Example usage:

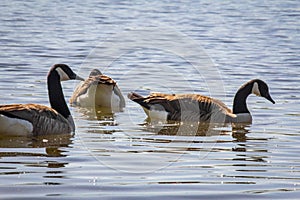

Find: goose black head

[50,64,84,81]
[251,79,275,104]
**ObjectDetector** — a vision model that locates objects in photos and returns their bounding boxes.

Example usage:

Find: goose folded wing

[113,85,125,108]
[0,104,70,135]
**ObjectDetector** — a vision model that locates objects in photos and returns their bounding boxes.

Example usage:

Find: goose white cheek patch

[56,67,70,81]
[251,82,261,96]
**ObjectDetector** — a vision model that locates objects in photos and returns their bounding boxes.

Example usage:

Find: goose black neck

[232,82,252,114]
[47,70,70,119]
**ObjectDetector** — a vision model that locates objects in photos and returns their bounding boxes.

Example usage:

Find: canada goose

[0,64,84,136]
[128,79,275,123]
[69,69,125,111]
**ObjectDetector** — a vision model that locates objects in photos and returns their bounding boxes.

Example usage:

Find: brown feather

[129,92,234,122]
[70,72,125,110]
[0,104,71,135]
[70,74,116,104]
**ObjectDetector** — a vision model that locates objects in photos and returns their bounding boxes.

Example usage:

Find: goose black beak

[76,75,85,81]
[265,93,275,104]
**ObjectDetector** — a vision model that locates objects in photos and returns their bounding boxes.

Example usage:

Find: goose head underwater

[128,79,275,123]
[0,64,84,136]
[70,69,125,111]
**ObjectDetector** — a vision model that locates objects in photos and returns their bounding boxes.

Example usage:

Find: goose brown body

[128,79,275,123]
[70,69,125,110]
[0,104,71,135]
[128,92,235,122]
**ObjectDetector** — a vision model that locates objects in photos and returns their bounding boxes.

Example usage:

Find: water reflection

[74,106,120,134]
[232,125,251,143]
[0,134,72,148]
[231,126,269,164]
[0,134,72,158]
[0,134,72,177]
[74,106,116,122]
[142,120,252,137]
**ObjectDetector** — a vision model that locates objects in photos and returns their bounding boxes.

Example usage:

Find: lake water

[0,0,300,199]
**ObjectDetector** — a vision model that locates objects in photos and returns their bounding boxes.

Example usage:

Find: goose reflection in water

[141,120,269,164]
[0,134,72,169]
[142,117,251,137]
[74,106,119,135]
[0,134,72,149]
[75,106,115,121]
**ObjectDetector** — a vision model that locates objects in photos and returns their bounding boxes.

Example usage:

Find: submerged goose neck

[47,70,71,120]
[233,82,252,114]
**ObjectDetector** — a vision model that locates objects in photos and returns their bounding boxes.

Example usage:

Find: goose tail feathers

[127,92,151,110]
[127,92,143,101]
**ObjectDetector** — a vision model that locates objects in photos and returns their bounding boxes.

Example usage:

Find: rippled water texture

[0,0,300,199]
